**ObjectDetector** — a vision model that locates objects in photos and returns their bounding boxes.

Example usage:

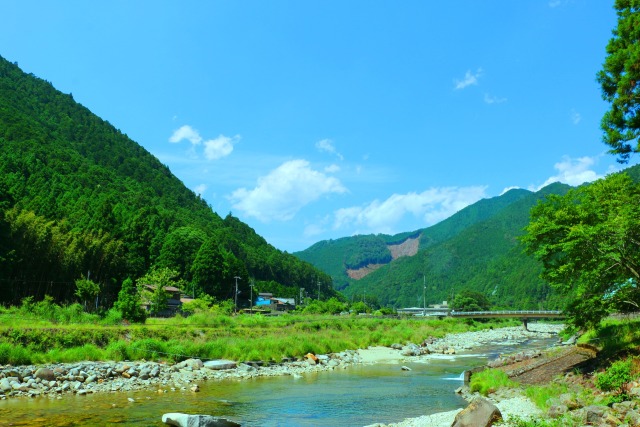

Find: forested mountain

[0,56,334,307]
[295,183,575,309]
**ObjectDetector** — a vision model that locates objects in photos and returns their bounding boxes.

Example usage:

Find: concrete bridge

[449,310,565,329]
[449,310,564,319]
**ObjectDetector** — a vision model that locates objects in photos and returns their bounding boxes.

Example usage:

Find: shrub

[595,358,633,394]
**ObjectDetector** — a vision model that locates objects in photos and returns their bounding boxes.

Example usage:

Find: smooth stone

[203,360,237,371]
[162,413,241,427]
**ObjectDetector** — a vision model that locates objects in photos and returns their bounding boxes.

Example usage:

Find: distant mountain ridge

[295,183,575,309]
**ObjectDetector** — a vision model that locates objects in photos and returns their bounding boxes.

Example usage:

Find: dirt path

[498,346,596,385]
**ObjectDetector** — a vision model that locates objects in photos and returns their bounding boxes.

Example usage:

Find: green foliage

[595,358,634,394]
[451,290,491,312]
[522,172,640,329]
[74,278,100,311]
[597,0,640,162]
[469,368,517,396]
[181,294,216,314]
[114,278,147,323]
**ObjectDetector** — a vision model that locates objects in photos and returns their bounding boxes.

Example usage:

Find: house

[140,284,184,317]
[255,292,296,312]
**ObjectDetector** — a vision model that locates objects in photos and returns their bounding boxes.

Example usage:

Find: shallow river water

[0,337,557,427]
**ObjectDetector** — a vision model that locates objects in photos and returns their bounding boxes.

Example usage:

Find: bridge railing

[449,310,563,317]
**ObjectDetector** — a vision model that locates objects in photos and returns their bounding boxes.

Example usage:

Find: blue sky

[2,1,634,252]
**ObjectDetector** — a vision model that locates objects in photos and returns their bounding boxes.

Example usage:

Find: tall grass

[0,309,520,365]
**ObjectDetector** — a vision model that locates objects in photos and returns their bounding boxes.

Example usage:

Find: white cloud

[169,125,238,160]
[229,159,348,222]
[324,164,340,173]
[484,93,507,104]
[454,68,482,90]
[193,184,207,196]
[304,216,331,238]
[316,138,344,160]
[333,186,488,234]
[571,109,582,125]
[169,125,202,145]
[500,186,521,195]
[204,135,239,160]
[533,156,603,190]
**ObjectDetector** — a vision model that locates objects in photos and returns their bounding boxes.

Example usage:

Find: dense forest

[0,56,335,308]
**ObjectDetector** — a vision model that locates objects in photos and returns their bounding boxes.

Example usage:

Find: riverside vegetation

[0,297,519,368]
[459,317,640,427]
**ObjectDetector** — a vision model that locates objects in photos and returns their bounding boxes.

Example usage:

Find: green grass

[469,368,518,396]
[578,317,640,357]
[524,382,569,411]
[0,306,521,365]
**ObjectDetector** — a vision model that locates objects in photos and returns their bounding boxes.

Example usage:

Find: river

[0,336,557,427]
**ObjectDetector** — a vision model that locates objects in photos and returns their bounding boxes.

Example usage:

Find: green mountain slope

[295,187,532,292]
[0,56,333,306]
[296,183,573,309]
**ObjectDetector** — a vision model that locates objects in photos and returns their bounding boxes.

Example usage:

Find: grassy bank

[0,302,519,365]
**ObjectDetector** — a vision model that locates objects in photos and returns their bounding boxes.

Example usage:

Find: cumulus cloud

[533,156,603,190]
[316,138,344,160]
[229,159,348,222]
[454,69,482,90]
[170,125,202,144]
[333,186,488,234]
[204,135,239,160]
[169,125,239,160]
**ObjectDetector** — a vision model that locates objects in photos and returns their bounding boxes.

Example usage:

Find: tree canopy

[597,0,640,162]
[522,173,640,329]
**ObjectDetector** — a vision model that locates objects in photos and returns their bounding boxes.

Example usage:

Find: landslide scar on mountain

[346,235,420,280]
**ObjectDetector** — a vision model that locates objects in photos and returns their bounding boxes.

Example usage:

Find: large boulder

[162,413,240,427]
[451,397,502,427]
[203,360,237,370]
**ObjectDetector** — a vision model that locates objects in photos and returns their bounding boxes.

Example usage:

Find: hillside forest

[0,56,335,310]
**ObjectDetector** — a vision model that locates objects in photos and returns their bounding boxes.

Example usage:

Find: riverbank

[0,322,564,426]
[0,322,562,401]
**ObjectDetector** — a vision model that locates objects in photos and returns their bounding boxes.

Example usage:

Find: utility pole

[300,287,305,306]
[423,275,426,317]
[234,276,240,313]
[249,279,254,314]
[317,280,320,300]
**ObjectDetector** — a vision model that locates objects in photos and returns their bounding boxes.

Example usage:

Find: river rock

[203,360,237,371]
[451,397,502,427]
[162,413,241,427]
[0,378,12,393]
[177,359,204,370]
[34,368,55,382]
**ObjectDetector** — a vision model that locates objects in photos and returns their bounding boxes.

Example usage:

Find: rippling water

[0,337,557,427]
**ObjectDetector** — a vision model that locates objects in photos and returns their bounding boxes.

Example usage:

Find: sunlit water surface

[0,336,557,427]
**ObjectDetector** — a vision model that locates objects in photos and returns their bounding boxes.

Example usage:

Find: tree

[596,0,640,163]
[137,267,185,316]
[74,278,100,312]
[521,173,640,329]
[451,290,491,312]
[114,278,147,323]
